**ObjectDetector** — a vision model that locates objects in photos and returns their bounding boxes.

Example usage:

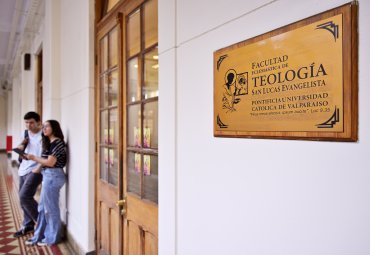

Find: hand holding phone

[12,148,27,158]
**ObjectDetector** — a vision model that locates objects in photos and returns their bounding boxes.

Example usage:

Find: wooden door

[96,14,123,255]
[123,0,158,254]
[96,0,158,254]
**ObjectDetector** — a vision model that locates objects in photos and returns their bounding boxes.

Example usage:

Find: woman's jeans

[30,168,66,245]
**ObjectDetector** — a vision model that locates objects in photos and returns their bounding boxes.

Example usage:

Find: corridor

[0,153,71,255]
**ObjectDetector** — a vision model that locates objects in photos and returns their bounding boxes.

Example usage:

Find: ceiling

[0,0,44,93]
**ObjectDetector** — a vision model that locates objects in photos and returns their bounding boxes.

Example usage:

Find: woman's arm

[31,164,43,173]
[26,154,57,168]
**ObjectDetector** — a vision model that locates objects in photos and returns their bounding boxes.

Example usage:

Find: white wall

[10,77,23,159]
[6,90,12,135]
[7,54,37,154]
[159,1,370,255]
[21,53,36,115]
[59,0,95,253]
[0,94,7,149]
[158,0,176,253]
[7,0,95,252]
[43,0,61,120]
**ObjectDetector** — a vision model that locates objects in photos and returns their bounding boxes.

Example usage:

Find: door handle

[120,208,126,216]
[116,199,126,206]
[116,199,127,216]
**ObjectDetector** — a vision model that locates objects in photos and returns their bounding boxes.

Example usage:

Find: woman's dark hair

[42,120,64,151]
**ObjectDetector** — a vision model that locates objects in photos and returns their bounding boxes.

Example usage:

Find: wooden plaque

[214,2,358,141]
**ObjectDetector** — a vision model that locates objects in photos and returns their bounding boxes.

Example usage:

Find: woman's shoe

[37,241,48,247]
[25,239,34,246]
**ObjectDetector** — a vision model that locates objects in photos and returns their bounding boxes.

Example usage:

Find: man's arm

[17,130,29,150]
[17,139,28,150]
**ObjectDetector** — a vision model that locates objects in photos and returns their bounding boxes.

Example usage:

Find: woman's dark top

[42,139,67,168]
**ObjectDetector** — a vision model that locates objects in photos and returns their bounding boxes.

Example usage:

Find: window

[126,0,158,203]
[99,27,119,186]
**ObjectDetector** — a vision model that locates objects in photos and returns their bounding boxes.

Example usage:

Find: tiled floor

[0,153,72,255]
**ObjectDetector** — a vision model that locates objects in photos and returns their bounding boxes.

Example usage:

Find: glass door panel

[127,57,140,102]
[100,37,108,72]
[143,48,158,99]
[109,27,118,68]
[143,154,158,203]
[127,151,141,196]
[108,148,119,185]
[109,70,119,106]
[128,104,141,147]
[143,101,158,149]
[144,0,158,48]
[100,75,109,108]
[109,108,119,145]
[127,9,141,57]
[100,110,109,144]
[100,147,109,182]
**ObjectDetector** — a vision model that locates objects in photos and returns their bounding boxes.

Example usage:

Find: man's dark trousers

[19,172,42,227]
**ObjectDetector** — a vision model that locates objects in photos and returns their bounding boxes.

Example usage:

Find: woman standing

[25,120,67,246]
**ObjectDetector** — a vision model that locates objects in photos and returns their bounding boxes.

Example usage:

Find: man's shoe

[37,241,48,247]
[25,239,34,246]
[13,226,34,238]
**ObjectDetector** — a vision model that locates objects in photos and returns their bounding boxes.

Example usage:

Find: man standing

[13,112,43,238]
